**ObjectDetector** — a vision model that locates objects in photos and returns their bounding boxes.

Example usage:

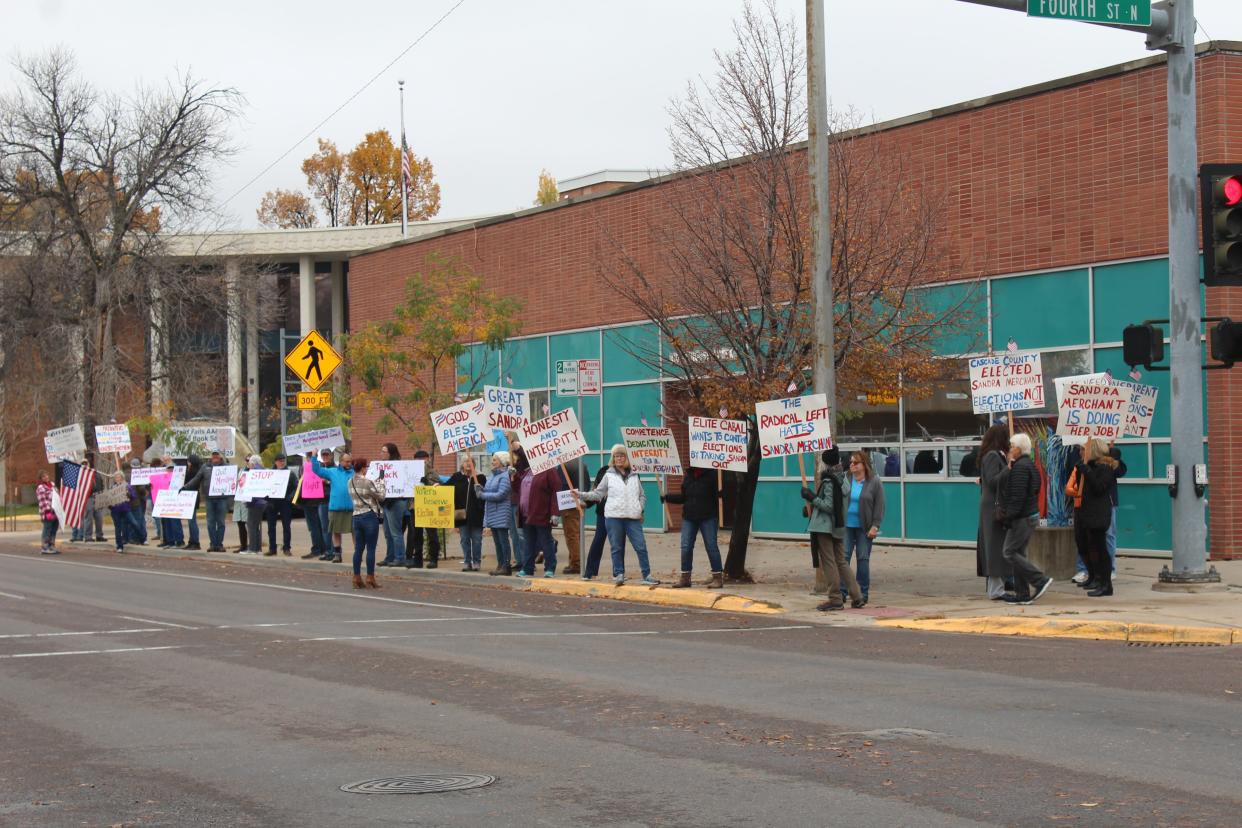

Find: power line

[219,0,468,209]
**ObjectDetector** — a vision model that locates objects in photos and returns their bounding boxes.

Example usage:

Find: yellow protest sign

[284,330,341,391]
[413,485,454,529]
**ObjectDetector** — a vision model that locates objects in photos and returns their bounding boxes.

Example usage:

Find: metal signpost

[556,358,601,567]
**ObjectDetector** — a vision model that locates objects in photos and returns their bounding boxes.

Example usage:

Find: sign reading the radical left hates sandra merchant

[755,394,832,458]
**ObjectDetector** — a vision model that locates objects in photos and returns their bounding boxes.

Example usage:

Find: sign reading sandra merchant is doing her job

[1055,373,1132,443]
[518,408,589,476]
[756,394,832,458]
[620,427,683,476]
[968,352,1044,414]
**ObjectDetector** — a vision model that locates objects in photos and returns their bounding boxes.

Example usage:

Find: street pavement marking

[0,590,27,600]
[118,615,199,629]
[0,553,526,617]
[290,624,814,643]
[0,627,166,640]
[0,645,183,660]
[213,610,688,630]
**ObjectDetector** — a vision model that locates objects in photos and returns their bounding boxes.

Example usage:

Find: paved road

[1,542,1239,827]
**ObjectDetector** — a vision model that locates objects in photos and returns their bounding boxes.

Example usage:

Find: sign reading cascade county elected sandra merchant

[968,352,1044,414]
[688,416,749,472]
[1055,373,1132,443]
[430,398,490,455]
[518,408,589,476]
[620,427,683,476]
[756,394,832,458]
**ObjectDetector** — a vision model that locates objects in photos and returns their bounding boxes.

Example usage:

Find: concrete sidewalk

[17,516,1242,643]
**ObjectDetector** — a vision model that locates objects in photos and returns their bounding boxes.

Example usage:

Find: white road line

[291,624,814,643]
[0,645,183,660]
[0,553,525,617]
[0,590,26,600]
[214,610,686,630]
[0,628,165,640]
[118,616,198,629]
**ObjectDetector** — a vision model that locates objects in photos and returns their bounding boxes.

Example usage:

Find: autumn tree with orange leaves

[256,188,317,228]
[598,1,975,579]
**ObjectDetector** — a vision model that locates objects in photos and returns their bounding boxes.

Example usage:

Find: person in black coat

[581,464,609,580]
[264,453,299,556]
[997,433,1053,604]
[448,454,486,571]
[661,467,724,589]
[1074,438,1120,597]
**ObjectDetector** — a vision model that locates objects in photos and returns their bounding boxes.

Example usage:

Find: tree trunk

[723,417,761,581]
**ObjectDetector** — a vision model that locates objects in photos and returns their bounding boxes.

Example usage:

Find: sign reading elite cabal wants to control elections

[483,386,529,431]
[968,352,1044,414]
[688,416,749,472]
[519,408,589,476]
[430,398,490,455]
[620,427,683,476]
[756,394,832,458]
[1055,373,1131,443]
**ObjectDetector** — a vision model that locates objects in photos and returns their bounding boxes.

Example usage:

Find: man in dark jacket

[581,464,608,580]
[264,453,299,556]
[518,467,561,577]
[998,433,1052,605]
[661,467,724,588]
[182,451,231,551]
[406,450,441,568]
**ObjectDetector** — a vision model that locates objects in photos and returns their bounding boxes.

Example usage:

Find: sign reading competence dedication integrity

[620,427,683,476]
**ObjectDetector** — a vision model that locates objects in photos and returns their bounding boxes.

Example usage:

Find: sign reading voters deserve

[94,424,132,454]
[430,398,490,455]
[365,460,425,499]
[688,416,749,472]
[968,352,1044,414]
[519,408,589,476]
[1055,373,1132,443]
[483,386,530,431]
[620,427,683,475]
[755,394,832,458]
[151,490,199,519]
[209,465,239,497]
[282,426,345,457]
[413,485,454,528]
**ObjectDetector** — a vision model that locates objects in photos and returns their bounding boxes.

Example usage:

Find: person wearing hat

[182,450,231,551]
[126,459,150,545]
[800,447,864,611]
[244,455,267,554]
[264,453,299,556]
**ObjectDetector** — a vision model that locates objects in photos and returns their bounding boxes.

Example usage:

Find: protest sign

[555,489,579,511]
[688,416,749,472]
[483,386,530,431]
[430,398,490,455]
[44,437,75,464]
[238,469,291,499]
[1055,373,1131,443]
[169,425,235,458]
[169,465,186,492]
[95,484,130,509]
[1112,379,1159,438]
[209,465,239,497]
[300,466,324,500]
[620,427,683,475]
[968,352,1044,414]
[234,471,251,503]
[755,394,832,458]
[46,423,86,455]
[413,485,454,528]
[129,467,161,486]
[94,424,132,455]
[365,459,425,498]
[282,426,345,457]
[486,429,509,453]
[518,408,589,476]
[152,490,198,519]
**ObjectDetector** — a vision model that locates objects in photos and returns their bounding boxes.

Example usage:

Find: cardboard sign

[518,408,589,477]
[483,386,530,431]
[413,485,454,528]
[688,416,749,472]
[968,352,1044,414]
[620,426,683,475]
[238,469,291,499]
[151,490,198,519]
[1055,373,1132,443]
[169,425,235,458]
[755,394,833,458]
[365,459,425,499]
[430,398,490,455]
[1112,379,1159,439]
[94,424,132,455]
[129,467,161,486]
[209,465,239,497]
[282,426,345,457]
[555,489,579,511]
[95,484,131,509]
[46,423,86,455]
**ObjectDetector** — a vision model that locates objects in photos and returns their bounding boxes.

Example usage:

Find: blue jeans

[303,502,325,556]
[605,517,652,580]
[843,527,873,600]
[680,516,722,573]
[318,503,334,555]
[41,517,59,548]
[381,499,409,563]
[584,516,608,577]
[205,499,228,549]
[127,508,147,544]
[112,512,130,550]
[459,524,483,568]
[508,506,525,562]
[162,518,184,545]
[187,510,200,546]
[352,511,380,575]
[490,527,512,568]
[522,524,556,574]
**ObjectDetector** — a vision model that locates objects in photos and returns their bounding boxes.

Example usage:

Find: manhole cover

[340,774,496,795]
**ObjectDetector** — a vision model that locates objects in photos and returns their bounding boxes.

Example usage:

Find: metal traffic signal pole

[807,0,836,411]
[957,0,1218,587]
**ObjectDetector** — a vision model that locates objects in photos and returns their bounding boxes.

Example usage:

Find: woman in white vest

[575,444,660,586]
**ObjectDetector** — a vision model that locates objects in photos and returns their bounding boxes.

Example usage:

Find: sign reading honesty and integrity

[755,394,832,458]
[430,398,490,455]
[968,352,1044,414]
[688,416,749,472]
[518,408,589,476]
[620,427,683,476]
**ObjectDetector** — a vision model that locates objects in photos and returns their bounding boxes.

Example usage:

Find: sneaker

[40,547,59,555]
[613,574,626,585]
[514,571,529,579]
[1003,594,1031,604]
[581,575,596,581]
[1030,577,1054,603]
[301,551,320,559]
[1071,572,1088,585]
[639,576,660,586]
[816,602,845,612]
[543,571,555,578]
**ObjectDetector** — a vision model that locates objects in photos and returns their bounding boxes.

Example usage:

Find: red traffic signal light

[1201,164,1242,285]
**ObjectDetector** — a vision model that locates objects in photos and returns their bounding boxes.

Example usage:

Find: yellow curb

[1124,623,1234,646]
[523,579,620,599]
[709,595,784,615]
[521,577,782,613]
[615,585,721,609]
[876,616,1238,645]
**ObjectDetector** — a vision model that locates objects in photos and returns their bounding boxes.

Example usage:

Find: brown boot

[706,572,724,589]
[670,572,692,589]
[352,574,364,589]
[365,574,380,589]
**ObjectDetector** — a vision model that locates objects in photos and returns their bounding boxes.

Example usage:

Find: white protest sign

[44,437,75,464]
[968,352,1044,414]
[1055,373,1131,444]
[430,398,490,455]
[366,459,425,498]
[238,468,291,499]
[169,425,235,458]
[1112,379,1159,439]
[555,489,579,511]
[129,467,161,486]
[282,426,346,457]
[620,427,683,476]
[518,408,589,477]
[151,490,198,519]
[483,386,530,431]
[209,465,239,497]
[234,471,251,503]
[755,394,833,458]
[46,423,86,455]
[169,465,186,492]
[688,416,749,472]
[94,424,132,455]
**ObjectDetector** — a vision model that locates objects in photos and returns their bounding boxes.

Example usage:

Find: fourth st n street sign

[1027,0,1151,26]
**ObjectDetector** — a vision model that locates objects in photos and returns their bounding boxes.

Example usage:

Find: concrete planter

[1027,525,1077,580]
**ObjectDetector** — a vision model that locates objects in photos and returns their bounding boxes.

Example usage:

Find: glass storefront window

[903,359,989,442]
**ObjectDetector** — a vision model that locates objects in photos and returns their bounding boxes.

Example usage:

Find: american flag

[787,379,799,394]
[1007,338,1018,353]
[401,129,412,195]
[58,461,95,530]
[1129,368,1142,381]
[640,413,648,426]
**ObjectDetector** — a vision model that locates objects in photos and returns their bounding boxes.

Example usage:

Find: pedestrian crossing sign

[284,330,341,391]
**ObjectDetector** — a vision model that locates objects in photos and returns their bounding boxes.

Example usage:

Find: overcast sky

[5,0,1242,228]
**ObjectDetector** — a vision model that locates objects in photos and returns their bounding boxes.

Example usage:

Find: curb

[523,577,784,614]
[875,615,1239,645]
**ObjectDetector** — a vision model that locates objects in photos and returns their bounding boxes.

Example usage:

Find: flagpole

[398,79,408,239]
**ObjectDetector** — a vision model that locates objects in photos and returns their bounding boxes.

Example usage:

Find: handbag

[1064,467,1083,508]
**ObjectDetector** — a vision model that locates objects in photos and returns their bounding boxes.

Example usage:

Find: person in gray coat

[977,424,1013,600]
[842,450,886,603]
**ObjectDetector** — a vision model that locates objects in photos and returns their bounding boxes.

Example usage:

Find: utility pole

[398,79,409,240]
[807,0,835,409]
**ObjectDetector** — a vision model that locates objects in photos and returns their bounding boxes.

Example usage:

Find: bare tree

[596,1,975,579]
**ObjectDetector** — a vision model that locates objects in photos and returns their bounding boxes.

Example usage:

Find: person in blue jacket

[478,451,515,576]
[308,451,353,563]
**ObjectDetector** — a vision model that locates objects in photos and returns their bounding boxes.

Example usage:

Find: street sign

[1026,0,1150,26]
[297,391,332,410]
[577,359,602,396]
[284,330,341,391]
[556,360,579,396]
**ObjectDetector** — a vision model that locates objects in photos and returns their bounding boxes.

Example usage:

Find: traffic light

[1200,163,1242,286]
[1210,318,1242,367]
[1122,323,1164,369]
